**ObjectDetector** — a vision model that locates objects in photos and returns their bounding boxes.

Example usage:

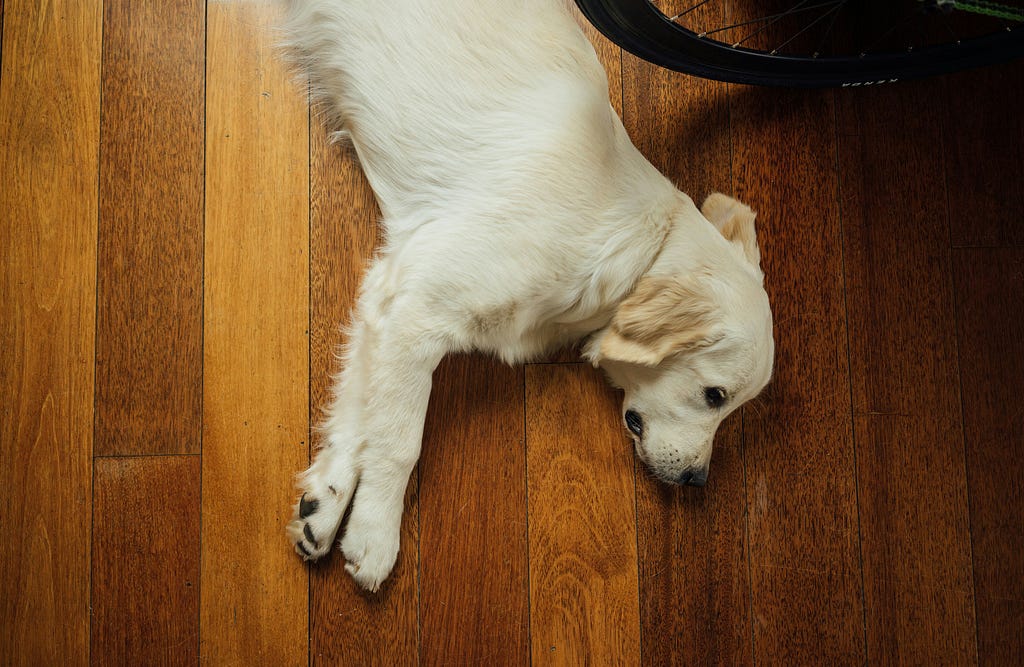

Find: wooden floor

[2,1,1023,664]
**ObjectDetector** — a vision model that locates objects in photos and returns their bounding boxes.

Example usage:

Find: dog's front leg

[339,325,443,591]
[287,316,372,563]
[289,257,446,590]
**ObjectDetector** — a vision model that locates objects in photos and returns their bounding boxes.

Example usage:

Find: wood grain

[730,86,865,663]
[0,0,101,664]
[838,81,977,664]
[527,364,641,665]
[201,3,309,664]
[92,456,201,665]
[622,47,730,199]
[954,247,1024,664]
[635,416,751,667]
[419,355,528,664]
[307,110,420,667]
[621,4,752,660]
[94,0,204,456]
[943,64,1024,247]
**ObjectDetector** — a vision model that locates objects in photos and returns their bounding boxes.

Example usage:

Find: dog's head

[585,193,773,486]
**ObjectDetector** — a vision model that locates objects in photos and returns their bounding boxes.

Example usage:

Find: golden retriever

[282,0,774,591]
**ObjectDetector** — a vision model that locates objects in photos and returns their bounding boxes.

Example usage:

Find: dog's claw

[299,493,319,519]
[303,523,318,548]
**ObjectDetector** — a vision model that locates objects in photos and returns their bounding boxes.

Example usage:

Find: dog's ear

[592,275,721,367]
[701,193,762,272]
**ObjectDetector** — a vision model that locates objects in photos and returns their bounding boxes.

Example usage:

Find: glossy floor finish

[2,1,1023,664]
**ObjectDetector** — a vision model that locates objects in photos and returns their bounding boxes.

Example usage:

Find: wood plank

[201,3,309,664]
[622,40,730,198]
[94,0,204,455]
[953,247,1024,664]
[0,0,101,663]
[730,86,864,663]
[307,115,420,667]
[943,64,1024,247]
[526,364,641,665]
[92,456,200,665]
[419,355,528,664]
[837,81,977,664]
[621,3,753,660]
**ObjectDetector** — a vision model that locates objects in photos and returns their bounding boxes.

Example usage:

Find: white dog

[283,0,774,591]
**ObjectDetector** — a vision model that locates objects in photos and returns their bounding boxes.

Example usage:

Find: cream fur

[282,0,774,591]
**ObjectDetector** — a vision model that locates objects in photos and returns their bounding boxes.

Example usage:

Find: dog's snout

[677,466,708,487]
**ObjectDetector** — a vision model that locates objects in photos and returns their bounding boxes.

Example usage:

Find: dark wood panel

[308,113,420,667]
[201,3,309,664]
[0,0,101,663]
[954,247,1024,665]
[621,9,752,657]
[730,86,864,663]
[526,364,641,665]
[837,81,977,664]
[94,0,204,455]
[419,355,528,664]
[943,64,1024,247]
[92,456,200,665]
[634,416,751,667]
[622,53,730,199]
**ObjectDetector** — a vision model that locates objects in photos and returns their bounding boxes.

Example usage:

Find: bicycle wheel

[575,0,1024,87]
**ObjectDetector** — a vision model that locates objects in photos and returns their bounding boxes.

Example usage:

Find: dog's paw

[287,491,346,561]
[340,512,401,592]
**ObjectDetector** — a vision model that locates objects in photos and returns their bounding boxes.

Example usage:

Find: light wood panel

[92,456,201,665]
[201,3,309,664]
[94,0,204,455]
[954,247,1024,664]
[527,364,641,665]
[419,355,528,664]
[730,86,865,663]
[0,0,101,663]
[838,81,977,664]
[307,113,420,667]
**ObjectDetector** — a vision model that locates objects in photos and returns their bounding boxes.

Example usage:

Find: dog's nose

[677,466,708,487]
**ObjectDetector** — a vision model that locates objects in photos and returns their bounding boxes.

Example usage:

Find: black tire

[575,0,1024,87]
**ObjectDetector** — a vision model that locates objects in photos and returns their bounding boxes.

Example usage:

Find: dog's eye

[703,387,727,409]
[624,410,644,438]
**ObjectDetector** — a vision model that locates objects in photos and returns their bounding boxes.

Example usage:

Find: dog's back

[283,0,644,220]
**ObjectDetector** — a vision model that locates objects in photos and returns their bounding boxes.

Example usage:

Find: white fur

[282,0,774,591]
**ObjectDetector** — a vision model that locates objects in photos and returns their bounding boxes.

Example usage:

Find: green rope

[953,0,1024,21]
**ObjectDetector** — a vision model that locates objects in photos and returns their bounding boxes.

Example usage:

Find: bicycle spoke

[939,11,962,43]
[700,1,841,39]
[858,6,923,55]
[667,0,713,23]
[811,1,845,57]
[771,1,849,55]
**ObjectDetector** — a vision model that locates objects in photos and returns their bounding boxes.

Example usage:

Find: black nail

[296,540,311,557]
[303,523,318,548]
[299,494,319,519]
